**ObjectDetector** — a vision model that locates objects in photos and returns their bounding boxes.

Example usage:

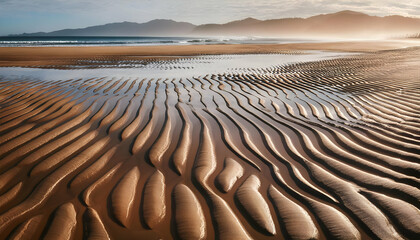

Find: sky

[1,0,420,35]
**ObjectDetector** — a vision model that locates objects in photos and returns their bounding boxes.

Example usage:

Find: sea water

[0,36,317,47]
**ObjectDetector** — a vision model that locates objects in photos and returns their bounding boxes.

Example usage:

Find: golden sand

[0,42,419,239]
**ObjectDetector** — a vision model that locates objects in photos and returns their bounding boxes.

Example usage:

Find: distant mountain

[11,11,420,38]
[16,20,196,37]
[192,11,420,38]
[194,10,420,38]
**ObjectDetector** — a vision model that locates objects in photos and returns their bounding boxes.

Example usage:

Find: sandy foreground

[0,41,419,239]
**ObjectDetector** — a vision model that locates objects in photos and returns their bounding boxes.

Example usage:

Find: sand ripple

[0,49,419,239]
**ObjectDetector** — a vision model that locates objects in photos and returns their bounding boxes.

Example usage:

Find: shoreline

[0,40,419,67]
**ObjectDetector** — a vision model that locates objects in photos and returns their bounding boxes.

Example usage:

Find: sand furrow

[7,215,43,240]
[172,103,193,175]
[0,138,109,231]
[364,94,420,117]
[0,124,35,145]
[29,131,101,176]
[0,88,80,125]
[17,123,93,167]
[212,112,261,171]
[194,112,252,239]
[0,168,20,191]
[359,94,419,121]
[69,147,117,189]
[305,198,361,240]
[193,114,216,184]
[84,77,108,92]
[0,182,22,209]
[360,190,420,239]
[315,130,420,184]
[235,175,276,235]
[300,132,420,206]
[0,97,96,158]
[216,158,244,193]
[83,208,110,240]
[272,165,361,240]
[40,95,90,121]
[110,166,140,227]
[98,97,127,128]
[0,91,71,132]
[207,192,253,240]
[28,94,77,121]
[43,203,77,240]
[92,79,113,93]
[267,99,420,187]
[225,71,416,238]
[173,184,206,240]
[124,78,139,95]
[305,161,403,239]
[148,107,174,167]
[142,170,166,229]
[102,78,122,94]
[214,84,340,203]
[82,162,123,206]
[0,86,62,119]
[12,97,113,171]
[131,81,163,154]
[120,79,152,140]
[268,185,319,240]
[113,79,128,94]
[0,107,97,171]
[108,98,137,133]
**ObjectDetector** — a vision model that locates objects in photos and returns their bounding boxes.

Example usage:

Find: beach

[0,41,419,239]
[0,40,418,67]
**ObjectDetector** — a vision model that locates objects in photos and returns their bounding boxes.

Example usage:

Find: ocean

[0,36,314,47]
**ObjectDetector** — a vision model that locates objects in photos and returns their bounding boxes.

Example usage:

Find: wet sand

[0,43,420,239]
[0,40,418,67]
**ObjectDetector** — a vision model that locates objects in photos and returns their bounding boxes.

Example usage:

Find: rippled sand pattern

[0,48,419,239]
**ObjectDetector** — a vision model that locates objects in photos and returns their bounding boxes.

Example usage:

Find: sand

[0,40,418,67]
[0,42,419,239]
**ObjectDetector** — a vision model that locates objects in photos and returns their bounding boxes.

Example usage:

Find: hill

[12,11,420,38]
[194,11,420,38]
[17,20,196,37]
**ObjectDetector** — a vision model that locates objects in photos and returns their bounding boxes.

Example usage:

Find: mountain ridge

[14,19,196,37]
[9,11,420,38]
